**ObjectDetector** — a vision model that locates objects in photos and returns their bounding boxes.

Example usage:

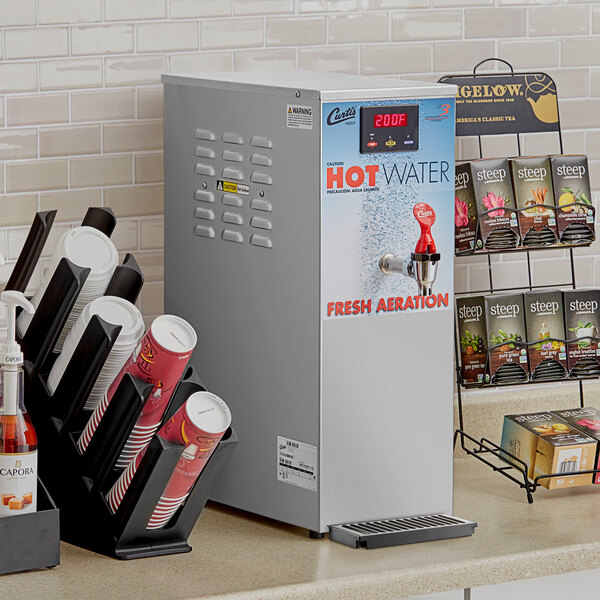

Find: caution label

[287,104,313,130]
[216,180,249,195]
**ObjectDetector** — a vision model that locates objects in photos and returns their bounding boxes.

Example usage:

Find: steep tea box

[509,156,557,246]
[485,293,529,382]
[470,158,519,249]
[454,163,479,254]
[552,407,600,484]
[456,296,488,386]
[550,155,595,243]
[563,289,600,375]
[523,290,567,380]
[501,412,596,489]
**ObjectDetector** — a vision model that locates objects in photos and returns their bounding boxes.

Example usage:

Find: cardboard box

[454,162,479,254]
[485,293,529,381]
[523,290,567,379]
[470,158,519,249]
[551,407,600,484]
[456,295,488,386]
[501,412,596,489]
[562,289,600,374]
[509,156,558,245]
[550,155,595,243]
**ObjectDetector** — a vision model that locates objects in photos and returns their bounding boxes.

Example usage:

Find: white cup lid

[185,391,231,435]
[150,315,197,354]
[83,296,144,345]
[61,226,118,277]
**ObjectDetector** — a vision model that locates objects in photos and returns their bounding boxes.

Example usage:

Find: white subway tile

[559,99,600,130]
[134,252,164,282]
[234,48,296,71]
[587,131,600,161]
[7,228,32,261]
[465,8,526,38]
[138,88,164,119]
[40,58,103,91]
[105,55,167,87]
[7,160,68,193]
[38,0,102,24]
[592,69,600,97]
[0,196,38,227]
[267,16,326,46]
[140,282,164,315]
[170,0,231,18]
[105,0,167,20]
[433,41,494,73]
[562,38,600,68]
[72,90,135,122]
[169,52,232,73]
[5,28,68,60]
[329,13,388,44]
[0,63,38,93]
[0,0,36,25]
[40,124,101,157]
[361,43,431,75]
[546,68,589,100]
[0,129,38,160]
[40,189,102,222]
[140,217,164,249]
[235,0,294,15]
[497,39,559,69]
[362,0,429,6]
[529,6,588,36]
[70,155,133,188]
[138,21,199,53]
[135,153,164,184]
[7,94,69,126]
[104,185,163,217]
[434,0,492,5]
[72,24,135,56]
[299,0,358,10]
[392,10,461,41]
[110,219,139,252]
[103,120,163,153]
[202,17,263,49]
[298,46,359,74]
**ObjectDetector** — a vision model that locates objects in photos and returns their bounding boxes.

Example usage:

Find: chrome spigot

[379,203,440,296]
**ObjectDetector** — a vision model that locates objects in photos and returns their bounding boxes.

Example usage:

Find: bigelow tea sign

[438,72,559,136]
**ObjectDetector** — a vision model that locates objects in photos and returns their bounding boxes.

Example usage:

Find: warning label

[287,104,313,130]
[216,180,249,195]
[277,436,317,492]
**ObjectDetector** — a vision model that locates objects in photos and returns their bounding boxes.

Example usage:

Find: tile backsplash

[1,0,600,328]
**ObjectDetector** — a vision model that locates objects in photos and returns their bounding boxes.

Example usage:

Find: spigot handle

[413,203,437,254]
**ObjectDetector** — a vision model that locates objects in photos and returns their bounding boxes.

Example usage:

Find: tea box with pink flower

[454,162,479,254]
[471,158,520,249]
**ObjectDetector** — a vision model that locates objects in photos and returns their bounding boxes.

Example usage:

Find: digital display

[374,113,407,128]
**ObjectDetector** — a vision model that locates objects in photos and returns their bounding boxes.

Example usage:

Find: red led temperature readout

[373,113,407,128]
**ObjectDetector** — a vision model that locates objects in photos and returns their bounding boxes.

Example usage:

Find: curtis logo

[457,84,522,99]
[327,106,356,125]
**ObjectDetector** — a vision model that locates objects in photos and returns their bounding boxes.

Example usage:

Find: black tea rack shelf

[441,59,599,502]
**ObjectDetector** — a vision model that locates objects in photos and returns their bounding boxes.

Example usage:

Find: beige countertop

[4,456,600,600]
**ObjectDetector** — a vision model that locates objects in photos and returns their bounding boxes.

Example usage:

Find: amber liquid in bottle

[0,412,37,454]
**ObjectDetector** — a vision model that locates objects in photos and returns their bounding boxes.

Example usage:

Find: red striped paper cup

[77,315,196,456]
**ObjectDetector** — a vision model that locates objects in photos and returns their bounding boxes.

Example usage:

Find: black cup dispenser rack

[5,206,238,562]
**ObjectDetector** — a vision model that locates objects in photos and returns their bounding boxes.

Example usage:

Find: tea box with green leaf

[563,289,600,375]
[456,295,489,386]
[484,293,529,380]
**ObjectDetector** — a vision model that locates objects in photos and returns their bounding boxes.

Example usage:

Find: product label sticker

[277,436,317,492]
[287,104,313,130]
[0,451,37,516]
[216,180,249,195]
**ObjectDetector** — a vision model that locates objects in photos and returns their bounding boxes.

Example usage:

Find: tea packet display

[485,293,529,384]
[523,290,567,381]
[454,163,479,255]
[501,412,596,489]
[471,158,519,250]
[563,289,600,377]
[456,296,489,386]
[551,407,600,484]
[510,156,558,247]
[551,155,595,245]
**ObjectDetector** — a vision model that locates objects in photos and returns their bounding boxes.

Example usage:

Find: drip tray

[329,514,477,549]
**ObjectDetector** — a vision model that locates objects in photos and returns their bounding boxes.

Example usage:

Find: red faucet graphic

[413,203,437,254]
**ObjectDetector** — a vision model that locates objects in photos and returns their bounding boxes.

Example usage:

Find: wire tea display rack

[441,59,599,502]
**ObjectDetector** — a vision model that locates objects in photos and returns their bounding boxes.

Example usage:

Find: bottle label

[0,451,37,515]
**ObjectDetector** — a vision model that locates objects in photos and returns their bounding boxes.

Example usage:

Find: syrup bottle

[0,291,36,516]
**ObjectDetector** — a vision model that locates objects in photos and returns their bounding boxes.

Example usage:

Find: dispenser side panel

[320,97,456,528]
[163,82,322,530]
